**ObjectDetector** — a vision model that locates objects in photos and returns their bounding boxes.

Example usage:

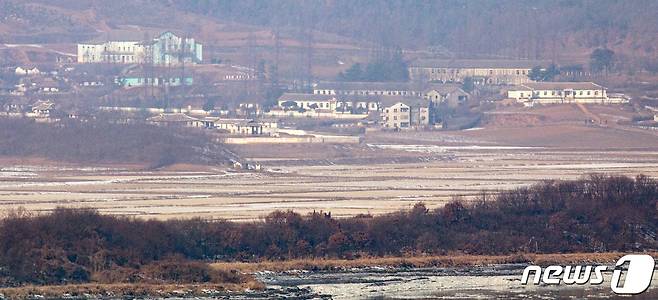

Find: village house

[379,97,430,130]
[15,67,41,76]
[277,93,338,111]
[77,31,202,65]
[213,119,270,135]
[147,113,202,127]
[409,59,545,85]
[207,118,277,135]
[114,66,193,88]
[235,103,262,116]
[29,100,55,118]
[27,77,63,94]
[424,86,470,107]
[507,82,629,105]
[277,92,380,113]
[116,76,193,88]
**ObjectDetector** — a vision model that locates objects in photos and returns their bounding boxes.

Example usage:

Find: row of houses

[276,81,471,130]
[147,113,278,135]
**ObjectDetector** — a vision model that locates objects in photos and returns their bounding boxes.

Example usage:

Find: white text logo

[521,254,655,295]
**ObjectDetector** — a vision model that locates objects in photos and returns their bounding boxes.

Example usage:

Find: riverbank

[211,252,650,273]
[0,282,262,299]
[2,252,655,299]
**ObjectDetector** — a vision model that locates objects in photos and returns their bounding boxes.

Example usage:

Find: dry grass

[0,281,264,299]
[211,252,658,273]
[1,252,651,298]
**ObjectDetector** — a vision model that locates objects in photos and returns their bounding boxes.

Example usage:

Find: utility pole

[273,24,281,89]
[180,34,187,98]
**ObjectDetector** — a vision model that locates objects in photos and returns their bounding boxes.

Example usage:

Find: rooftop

[379,96,429,108]
[84,30,186,44]
[148,113,198,122]
[278,93,337,102]
[410,59,548,69]
[519,82,604,90]
[31,100,55,111]
[314,81,462,93]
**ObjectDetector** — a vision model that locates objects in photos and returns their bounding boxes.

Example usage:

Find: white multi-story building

[507,82,629,105]
[380,98,430,130]
[77,31,202,65]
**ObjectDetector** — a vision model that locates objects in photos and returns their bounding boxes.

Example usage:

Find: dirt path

[576,103,602,124]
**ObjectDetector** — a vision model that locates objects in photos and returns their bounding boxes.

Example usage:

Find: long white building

[409,59,546,85]
[507,82,628,105]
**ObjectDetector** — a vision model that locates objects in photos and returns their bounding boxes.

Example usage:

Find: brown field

[1,105,657,220]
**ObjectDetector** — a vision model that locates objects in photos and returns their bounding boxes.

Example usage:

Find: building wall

[77,32,202,65]
[78,42,144,64]
[313,88,422,97]
[410,67,532,85]
[381,103,411,129]
[507,87,624,104]
[278,98,378,112]
[117,77,193,87]
[410,107,429,127]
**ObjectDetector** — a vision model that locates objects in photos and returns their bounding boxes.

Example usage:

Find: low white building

[211,118,275,135]
[29,100,55,118]
[15,67,41,76]
[277,93,379,113]
[507,82,628,105]
[409,59,544,85]
[313,81,425,97]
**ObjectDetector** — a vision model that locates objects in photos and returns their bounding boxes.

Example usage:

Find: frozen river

[256,264,658,299]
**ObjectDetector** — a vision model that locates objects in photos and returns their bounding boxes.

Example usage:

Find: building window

[587,91,591,96]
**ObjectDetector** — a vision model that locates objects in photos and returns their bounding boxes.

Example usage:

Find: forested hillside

[174,0,658,59]
[2,0,657,62]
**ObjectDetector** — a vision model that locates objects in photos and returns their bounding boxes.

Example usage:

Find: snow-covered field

[1,146,658,220]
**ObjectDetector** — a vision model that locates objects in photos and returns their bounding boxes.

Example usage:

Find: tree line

[0,174,656,286]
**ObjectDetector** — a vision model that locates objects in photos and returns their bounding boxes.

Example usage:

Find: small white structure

[507,82,628,105]
[15,67,40,76]
[147,113,202,127]
[30,100,55,117]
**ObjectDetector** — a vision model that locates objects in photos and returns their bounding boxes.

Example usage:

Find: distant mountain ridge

[1,0,656,65]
